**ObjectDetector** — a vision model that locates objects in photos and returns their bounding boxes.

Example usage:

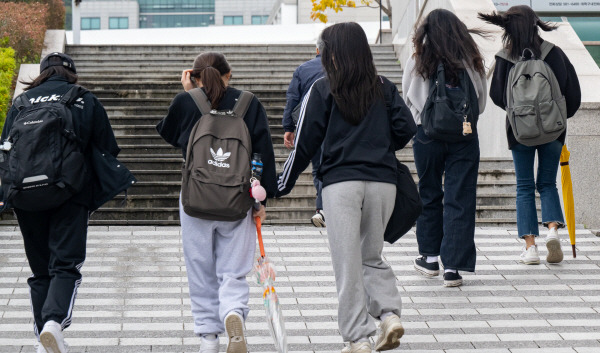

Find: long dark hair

[413,9,487,84]
[20,57,78,91]
[478,5,557,60]
[192,52,231,109]
[320,22,380,125]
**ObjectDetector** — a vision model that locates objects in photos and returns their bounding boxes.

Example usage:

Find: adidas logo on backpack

[496,40,567,146]
[181,89,255,221]
[208,147,231,168]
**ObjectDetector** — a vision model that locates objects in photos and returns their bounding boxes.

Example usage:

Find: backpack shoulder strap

[495,49,516,64]
[232,91,254,118]
[13,93,31,111]
[60,85,88,105]
[187,88,212,115]
[540,40,555,60]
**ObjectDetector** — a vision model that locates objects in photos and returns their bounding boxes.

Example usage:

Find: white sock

[356,337,370,343]
[380,312,395,320]
[426,256,438,263]
[444,269,457,273]
[202,334,218,341]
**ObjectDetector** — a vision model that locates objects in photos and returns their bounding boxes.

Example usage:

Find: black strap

[59,85,88,105]
[14,93,31,111]
[187,88,212,115]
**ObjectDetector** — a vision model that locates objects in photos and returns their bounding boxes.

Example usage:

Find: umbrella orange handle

[256,216,266,258]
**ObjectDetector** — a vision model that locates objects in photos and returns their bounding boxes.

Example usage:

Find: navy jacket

[276,76,416,196]
[1,76,129,211]
[282,55,325,132]
[490,45,581,149]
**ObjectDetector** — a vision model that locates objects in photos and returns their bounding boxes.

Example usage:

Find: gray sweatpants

[322,181,402,342]
[179,199,256,335]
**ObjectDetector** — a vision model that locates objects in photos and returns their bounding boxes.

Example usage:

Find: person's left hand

[253,205,266,223]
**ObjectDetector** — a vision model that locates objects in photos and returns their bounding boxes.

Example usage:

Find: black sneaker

[413,256,439,277]
[443,271,463,287]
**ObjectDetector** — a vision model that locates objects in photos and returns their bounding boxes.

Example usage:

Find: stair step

[0,43,518,226]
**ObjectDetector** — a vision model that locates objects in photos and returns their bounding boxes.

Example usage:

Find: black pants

[413,126,480,272]
[14,200,88,336]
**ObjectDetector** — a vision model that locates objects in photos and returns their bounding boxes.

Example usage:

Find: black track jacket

[156,86,277,199]
[2,76,122,210]
[276,76,416,196]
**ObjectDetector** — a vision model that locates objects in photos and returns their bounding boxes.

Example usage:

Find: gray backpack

[496,41,567,146]
[181,88,254,221]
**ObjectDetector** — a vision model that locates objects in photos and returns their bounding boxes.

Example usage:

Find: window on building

[224,16,243,25]
[109,17,129,29]
[251,15,269,25]
[81,17,101,30]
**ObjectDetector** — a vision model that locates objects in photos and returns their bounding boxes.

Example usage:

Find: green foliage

[0,46,16,131]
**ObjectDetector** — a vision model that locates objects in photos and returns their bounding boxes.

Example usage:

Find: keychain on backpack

[250,153,266,209]
[462,115,472,136]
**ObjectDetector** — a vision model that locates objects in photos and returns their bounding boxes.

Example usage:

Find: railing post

[72,0,81,45]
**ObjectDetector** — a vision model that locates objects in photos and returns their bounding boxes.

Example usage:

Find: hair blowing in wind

[478,5,557,60]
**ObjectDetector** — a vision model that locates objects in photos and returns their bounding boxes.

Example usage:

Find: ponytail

[191,52,231,109]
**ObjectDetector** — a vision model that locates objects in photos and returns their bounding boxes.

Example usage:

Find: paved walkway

[1,226,600,353]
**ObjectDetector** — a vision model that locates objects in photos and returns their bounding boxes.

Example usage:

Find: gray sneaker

[374,314,404,351]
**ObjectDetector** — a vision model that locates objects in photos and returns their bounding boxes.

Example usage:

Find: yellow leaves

[310,0,361,23]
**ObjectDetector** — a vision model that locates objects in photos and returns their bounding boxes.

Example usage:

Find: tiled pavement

[1,226,600,353]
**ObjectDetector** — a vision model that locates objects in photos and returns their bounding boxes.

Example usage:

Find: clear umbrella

[253,217,288,353]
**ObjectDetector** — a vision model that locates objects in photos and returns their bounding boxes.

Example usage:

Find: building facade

[66,0,277,30]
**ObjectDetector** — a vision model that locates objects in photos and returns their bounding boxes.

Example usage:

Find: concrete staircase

[4,44,529,226]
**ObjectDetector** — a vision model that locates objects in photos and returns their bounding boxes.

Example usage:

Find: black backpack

[421,64,479,142]
[0,85,89,211]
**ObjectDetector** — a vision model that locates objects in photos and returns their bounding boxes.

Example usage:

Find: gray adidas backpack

[496,41,567,146]
[181,88,254,221]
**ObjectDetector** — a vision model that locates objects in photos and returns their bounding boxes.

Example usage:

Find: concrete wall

[268,0,298,25]
[14,30,66,100]
[79,0,139,30]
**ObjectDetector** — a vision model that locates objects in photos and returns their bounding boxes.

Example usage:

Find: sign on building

[494,1,600,12]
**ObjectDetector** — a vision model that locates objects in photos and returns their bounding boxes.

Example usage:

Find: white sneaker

[374,314,404,351]
[40,321,68,353]
[311,210,326,227]
[224,312,247,353]
[546,227,564,264]
[35,342,47,353]
[341,341,372,353]
[200,335,220,353]
[520,245,540,265]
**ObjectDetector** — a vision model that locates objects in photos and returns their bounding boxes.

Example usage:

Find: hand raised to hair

[181,69,195,92]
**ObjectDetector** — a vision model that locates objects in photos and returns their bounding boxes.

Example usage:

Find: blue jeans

[511,140,565,238]
[413,126,480,272]
[312,148,323,210]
